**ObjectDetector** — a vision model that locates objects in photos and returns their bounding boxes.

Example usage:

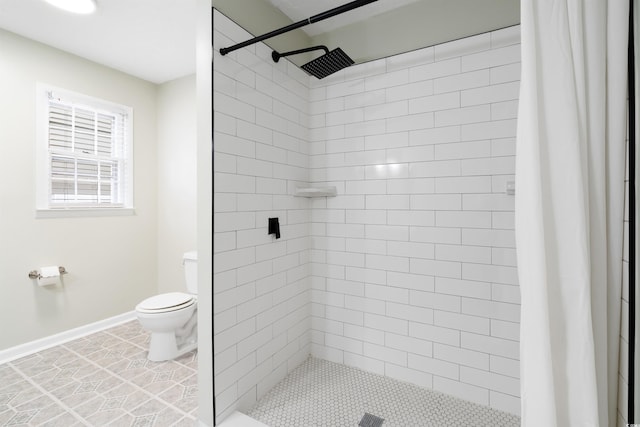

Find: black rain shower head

[301,48,354,79]
[272,45,355,79]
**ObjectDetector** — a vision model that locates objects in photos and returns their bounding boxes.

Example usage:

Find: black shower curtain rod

[219,0,379,56]
[628,0,636,422]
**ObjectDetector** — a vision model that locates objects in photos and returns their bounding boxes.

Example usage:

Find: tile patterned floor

[0,321,197,426]
[247,357,520,427]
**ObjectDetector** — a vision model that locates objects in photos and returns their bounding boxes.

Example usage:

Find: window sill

[35,208,136,219]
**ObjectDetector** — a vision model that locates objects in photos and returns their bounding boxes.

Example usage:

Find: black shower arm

[219,0,378,56]
[272,46,329,63]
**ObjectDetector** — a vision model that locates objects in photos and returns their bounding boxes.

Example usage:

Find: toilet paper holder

[28,266,67,279]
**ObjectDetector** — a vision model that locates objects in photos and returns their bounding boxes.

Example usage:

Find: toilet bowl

[135,251,198,361]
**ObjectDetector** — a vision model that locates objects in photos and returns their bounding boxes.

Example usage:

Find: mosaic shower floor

[0,320,197,426]
[247,357,520,427]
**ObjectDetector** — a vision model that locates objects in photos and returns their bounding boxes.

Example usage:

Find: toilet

[135,251,198,361]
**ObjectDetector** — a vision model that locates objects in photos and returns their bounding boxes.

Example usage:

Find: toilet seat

[136,292,196,314]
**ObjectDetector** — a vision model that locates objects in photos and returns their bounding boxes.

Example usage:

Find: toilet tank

[183,251,198,294]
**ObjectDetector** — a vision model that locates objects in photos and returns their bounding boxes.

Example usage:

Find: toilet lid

[137,292,195,312]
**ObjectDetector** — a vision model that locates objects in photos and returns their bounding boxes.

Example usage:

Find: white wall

[157,74,198,294]
[307,27,521,415]
[212,10,312,421]
[196,3,213,426]
[0,29,158,350]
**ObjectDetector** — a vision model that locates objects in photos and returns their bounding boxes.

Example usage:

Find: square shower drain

[359,412,384,427]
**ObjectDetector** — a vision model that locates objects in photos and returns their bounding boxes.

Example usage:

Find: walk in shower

[212,1,524,423]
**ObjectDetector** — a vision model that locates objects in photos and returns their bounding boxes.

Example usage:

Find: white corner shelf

[294,186,337,198]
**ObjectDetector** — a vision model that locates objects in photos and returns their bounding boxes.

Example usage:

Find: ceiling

[264,0,422,37]
[0,0,197,84]
[215,0,520,68]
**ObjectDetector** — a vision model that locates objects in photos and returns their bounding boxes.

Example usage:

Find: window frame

[36,83,134,218]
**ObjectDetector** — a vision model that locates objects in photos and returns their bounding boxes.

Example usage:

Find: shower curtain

[516,1,629,426]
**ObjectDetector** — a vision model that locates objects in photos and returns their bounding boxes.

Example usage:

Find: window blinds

[46,93,128,207]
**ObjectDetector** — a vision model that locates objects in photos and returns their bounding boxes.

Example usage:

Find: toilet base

[147,331,197,362]
[136,298,198,362]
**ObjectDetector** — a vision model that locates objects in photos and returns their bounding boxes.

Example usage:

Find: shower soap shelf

[294,186,337,197]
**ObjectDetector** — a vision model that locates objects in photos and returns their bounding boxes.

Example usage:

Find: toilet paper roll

[38,266,61,287]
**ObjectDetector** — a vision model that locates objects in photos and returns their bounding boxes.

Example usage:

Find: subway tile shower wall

[213,7,521,420]
[213,10,313,421]
[309,26,521,416]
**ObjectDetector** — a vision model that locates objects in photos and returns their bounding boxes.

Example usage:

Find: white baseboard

[0,311,137,364]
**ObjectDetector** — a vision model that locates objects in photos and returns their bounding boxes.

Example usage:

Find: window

[36,85,133,215]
